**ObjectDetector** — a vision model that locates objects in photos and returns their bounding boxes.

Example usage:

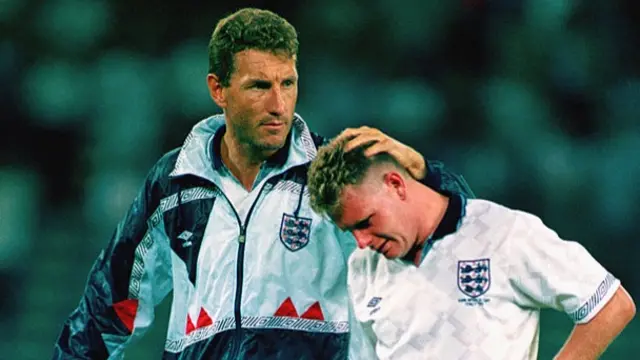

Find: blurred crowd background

[1,0,638,358]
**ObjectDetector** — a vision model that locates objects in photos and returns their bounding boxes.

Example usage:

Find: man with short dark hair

[53,8,474,359]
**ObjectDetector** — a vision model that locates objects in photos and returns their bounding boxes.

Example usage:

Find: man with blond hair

[307,137,636,360]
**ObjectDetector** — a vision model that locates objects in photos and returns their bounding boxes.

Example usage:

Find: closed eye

[352,215,373,230]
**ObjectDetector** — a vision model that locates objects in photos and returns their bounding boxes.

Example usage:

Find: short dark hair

[208,8,299,87]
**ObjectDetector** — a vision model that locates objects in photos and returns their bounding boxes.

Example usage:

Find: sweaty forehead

[234,50,296,77]
[336,186,369,229]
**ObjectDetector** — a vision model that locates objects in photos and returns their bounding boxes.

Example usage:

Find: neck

[411,183,450,265]
[221,131,268,191]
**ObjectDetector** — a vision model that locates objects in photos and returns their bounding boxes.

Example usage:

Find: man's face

[336,176,415,259]
[211,49,298,153]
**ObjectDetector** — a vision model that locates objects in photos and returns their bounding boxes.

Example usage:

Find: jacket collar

[169,113,317,184]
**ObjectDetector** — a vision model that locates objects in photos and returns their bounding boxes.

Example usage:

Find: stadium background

[1,0,638,358]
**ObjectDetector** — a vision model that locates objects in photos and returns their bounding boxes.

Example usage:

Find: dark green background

[1,0,637,358]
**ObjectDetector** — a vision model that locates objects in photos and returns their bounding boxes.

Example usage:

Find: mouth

[373,239,390,255]
[261,121,286,129]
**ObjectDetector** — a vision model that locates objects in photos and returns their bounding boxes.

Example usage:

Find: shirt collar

[169,113,316,184]
[210,126,292,171]
[412,193,467,265]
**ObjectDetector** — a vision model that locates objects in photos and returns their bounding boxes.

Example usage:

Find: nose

[352,230,373,249]
[266,87,286,116]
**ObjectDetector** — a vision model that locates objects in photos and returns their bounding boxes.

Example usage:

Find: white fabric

[348,199,620,360]
[159,115,375,358]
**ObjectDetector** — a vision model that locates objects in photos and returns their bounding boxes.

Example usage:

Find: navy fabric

[53,149,180,359]
[161,329,349,360]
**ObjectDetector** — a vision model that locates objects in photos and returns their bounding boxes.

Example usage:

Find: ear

[207,73,227,108]
[383,171,407,201]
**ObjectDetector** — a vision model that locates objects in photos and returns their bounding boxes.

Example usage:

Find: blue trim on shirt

[419,194,467,264]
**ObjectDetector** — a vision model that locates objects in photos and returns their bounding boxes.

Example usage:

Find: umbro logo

[367,297,382,307]
[367,296,382,315]
[178,231,193,248]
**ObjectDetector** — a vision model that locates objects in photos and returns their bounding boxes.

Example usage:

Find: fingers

[344,134,386,153]
[338,126,390,153]
[335,126,425,179]
[362,139,398,157]
[336,127,374,144]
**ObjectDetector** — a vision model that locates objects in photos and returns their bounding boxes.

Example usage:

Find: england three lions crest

[457,258,491,299]
[279,213,312,252]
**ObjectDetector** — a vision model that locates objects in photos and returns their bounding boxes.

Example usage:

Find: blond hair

[308,137,405,219]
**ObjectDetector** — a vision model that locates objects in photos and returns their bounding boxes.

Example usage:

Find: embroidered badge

[279,213,312,251]
[457,258,491,306]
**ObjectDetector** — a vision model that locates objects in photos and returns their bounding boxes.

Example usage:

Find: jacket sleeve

[421,160,476,199]
[53,160,174,359]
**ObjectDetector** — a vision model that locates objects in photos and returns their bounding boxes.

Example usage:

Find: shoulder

[463,199,561,255]
[140,147,182,202]
[456,199,527,252]
[147,148,181,184]
[470,200,551,238]
[464,199,520,226]
[464,198,549,235]
[155,148,182,173]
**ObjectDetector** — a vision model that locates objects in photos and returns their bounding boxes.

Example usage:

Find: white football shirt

[348,199,620,360]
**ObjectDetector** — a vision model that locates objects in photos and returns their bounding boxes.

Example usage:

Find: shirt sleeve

[507,211,620,324]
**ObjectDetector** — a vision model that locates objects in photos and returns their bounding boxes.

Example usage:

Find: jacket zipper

[216,183,269,359]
